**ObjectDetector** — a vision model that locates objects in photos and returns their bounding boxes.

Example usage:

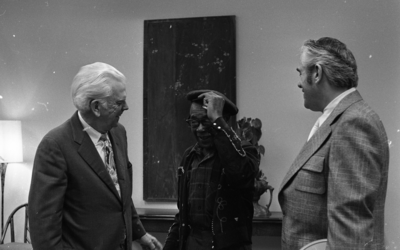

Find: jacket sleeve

[128,160,147,240]
[163,213,180,250]
[211,117,259,188]
[327,114,388,249]
[130,201,147,240]
[28,136,67,250]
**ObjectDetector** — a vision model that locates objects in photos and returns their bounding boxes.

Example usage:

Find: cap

[186,89,238,116]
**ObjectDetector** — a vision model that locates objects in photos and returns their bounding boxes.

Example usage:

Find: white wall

[0,0,399,248]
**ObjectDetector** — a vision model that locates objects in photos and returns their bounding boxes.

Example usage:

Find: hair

[71,62,126,112]
[300,37,358,89]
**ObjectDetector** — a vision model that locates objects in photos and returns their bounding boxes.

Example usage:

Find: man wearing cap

[163,90,259,250]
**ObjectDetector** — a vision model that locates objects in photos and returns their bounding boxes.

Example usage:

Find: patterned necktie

[98,134,121,197]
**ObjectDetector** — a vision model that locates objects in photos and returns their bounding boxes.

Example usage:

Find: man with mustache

[164,90,259,250]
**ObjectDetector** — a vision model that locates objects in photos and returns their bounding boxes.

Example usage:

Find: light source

[0,121,23,235]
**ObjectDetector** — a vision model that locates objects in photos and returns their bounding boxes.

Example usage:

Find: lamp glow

[0,121,23,163]
[0,120,23,236]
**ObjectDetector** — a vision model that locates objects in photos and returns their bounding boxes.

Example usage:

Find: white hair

[71,62,126,112]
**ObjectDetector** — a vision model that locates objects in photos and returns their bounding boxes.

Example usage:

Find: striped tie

[99,134,121,197]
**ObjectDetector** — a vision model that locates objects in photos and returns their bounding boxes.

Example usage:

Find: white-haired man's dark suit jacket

[29,112,146,250]
[279,90,389,250]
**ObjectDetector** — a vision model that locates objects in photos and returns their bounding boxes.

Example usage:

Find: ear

[90,99,102,117]
[314,64,323,83]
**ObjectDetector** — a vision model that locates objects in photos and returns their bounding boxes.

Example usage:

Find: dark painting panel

[143,16,236,201]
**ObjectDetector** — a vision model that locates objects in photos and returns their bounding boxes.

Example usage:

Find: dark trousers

[185,228,251,250]
[117,238,127,250]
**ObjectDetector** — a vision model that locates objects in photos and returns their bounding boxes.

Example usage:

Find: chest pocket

[295,155,326,194]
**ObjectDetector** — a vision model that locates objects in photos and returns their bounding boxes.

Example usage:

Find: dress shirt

[187,145,220,230]
[308,87,356,141]
[78,112,111,165]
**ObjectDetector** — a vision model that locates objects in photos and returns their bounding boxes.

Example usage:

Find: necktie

[307,119,320,141]
[98,134,121,197]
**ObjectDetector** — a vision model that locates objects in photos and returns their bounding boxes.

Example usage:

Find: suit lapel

[279,90,363,192]
[70,112,122,201]
[279,125,332,191]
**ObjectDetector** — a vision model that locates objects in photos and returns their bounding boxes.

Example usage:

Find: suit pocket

[295,155,326,194]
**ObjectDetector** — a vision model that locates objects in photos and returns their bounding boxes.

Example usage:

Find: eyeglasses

[185,118,212,129]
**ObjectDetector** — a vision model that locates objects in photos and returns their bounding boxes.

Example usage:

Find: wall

[0,0,399,248]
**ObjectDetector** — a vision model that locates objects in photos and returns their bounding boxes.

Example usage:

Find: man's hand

[198,91,225,121]
[138,233,163,250]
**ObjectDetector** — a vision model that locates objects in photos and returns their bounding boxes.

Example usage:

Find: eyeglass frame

[185,117,213,129]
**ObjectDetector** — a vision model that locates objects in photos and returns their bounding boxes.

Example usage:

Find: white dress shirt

[307,87,356,141]
[78,112,109,164]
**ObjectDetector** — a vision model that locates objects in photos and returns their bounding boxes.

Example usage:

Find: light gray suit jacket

[278,90,389,250]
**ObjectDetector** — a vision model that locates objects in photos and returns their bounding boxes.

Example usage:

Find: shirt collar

[190,143,202,155]
[319,87,356,127]
[78,111,105,144]
[190,143,215,157]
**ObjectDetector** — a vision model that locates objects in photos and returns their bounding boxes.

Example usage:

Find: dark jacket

[164,118,259,250]
[28,112,146,250]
